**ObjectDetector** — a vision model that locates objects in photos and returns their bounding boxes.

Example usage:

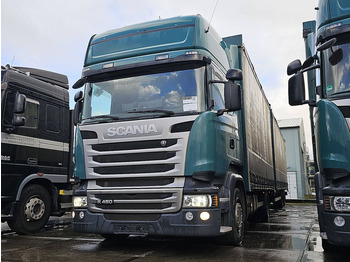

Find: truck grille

[92,139,177,151]
[94,164,175,175]
[84,138,183,177]
[87,188,182,213]
[80,116,198,215]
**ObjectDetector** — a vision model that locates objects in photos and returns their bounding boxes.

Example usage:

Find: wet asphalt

[1,204,349,262]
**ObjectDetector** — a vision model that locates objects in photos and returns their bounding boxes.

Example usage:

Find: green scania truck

[72,15,287,245]
[287,0,350,251]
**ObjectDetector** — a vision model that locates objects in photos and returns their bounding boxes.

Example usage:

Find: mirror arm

[303,100,317,107]
[217,109,228,116]
[209,80,227,84]
[300,64,320,74]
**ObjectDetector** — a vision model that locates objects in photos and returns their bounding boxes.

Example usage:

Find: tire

[218,187,246,246]
[249,193,270,223]
[8,184,51,234]
[273,191,286,209]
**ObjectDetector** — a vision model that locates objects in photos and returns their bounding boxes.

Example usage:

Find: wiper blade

[83,114,120,122]
[127,109,175,116]
[329,90,350,97]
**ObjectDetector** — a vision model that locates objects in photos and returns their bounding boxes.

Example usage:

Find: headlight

[324,196,350,212]
[73,196,87,208]
[333,196,350,212]
[183,195,214,208]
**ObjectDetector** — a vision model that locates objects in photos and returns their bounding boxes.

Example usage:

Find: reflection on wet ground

[1,204,349,262]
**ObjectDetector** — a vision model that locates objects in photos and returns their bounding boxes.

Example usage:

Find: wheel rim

[24,197,45,221]
[234,201,243,236]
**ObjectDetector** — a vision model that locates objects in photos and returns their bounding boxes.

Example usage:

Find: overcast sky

[1,0,319,155]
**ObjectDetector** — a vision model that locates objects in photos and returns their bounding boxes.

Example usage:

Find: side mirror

[217,82,241,116]
[329,48,343,66]
[12,115,26,126]
[13,93,26,114]
[288,72,305,106]
[73,102,83,126]
[226,69,243,82]
[74,91,84,102]
[317,38,337,51]
[287,60,302,76]
[303,56,316,68]
[73,78,87,89]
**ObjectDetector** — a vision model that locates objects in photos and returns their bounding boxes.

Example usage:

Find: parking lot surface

[1,204,348,262]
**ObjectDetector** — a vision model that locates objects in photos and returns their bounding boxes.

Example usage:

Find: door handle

[230,138,235,149]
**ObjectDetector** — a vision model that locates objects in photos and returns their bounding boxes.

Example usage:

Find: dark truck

[1,65,75,234]
[287,0,350,251]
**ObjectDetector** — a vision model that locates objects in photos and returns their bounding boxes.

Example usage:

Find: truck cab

[287,0,350,251]
[72,15,287,245]
[1,65,74,234]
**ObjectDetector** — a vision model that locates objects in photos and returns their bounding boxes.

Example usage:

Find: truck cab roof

[84,15,229,70]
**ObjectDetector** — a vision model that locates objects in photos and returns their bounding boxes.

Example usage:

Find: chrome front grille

[83,137,186,179]
[80,116,198,215]
[87,188,183,214]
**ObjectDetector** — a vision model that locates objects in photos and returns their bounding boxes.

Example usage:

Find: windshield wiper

[329,90,350,97]
[127,109,175,116]
[83,114,120,122]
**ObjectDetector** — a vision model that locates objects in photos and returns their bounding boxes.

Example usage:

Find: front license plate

[114,224,148,234]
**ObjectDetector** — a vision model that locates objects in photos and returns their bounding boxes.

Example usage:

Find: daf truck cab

[1,65,75,234]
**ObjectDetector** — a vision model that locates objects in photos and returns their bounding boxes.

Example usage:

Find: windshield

[81,67,206,122]
[323,34,350,97]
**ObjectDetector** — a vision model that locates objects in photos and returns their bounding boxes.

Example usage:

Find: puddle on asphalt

[242,232,306,250]
[246,223,309,233]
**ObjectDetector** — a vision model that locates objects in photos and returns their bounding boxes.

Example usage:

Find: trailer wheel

[273,191,286,209]
[249,193,270,223]
[219,187,246,246]
[8,184,51,234]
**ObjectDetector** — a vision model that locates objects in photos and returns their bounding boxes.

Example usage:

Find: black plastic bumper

[323,211,350,246]
[72,208,221,237]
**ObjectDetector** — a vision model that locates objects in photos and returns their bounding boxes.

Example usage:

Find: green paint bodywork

[317,0,350,29]
[314,100,350,172]
[85,15,229,71]
[184,111,240,177]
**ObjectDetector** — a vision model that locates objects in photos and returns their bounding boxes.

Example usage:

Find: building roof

[278,118,303,129]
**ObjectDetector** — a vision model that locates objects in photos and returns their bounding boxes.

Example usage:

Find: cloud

[1,0,319,155]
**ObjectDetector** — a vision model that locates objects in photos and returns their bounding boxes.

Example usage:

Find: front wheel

[218,187,246,246]
[8,184,51,234]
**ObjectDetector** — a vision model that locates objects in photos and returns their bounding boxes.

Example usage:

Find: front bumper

[72,208,221,237]
[322,211,350,246]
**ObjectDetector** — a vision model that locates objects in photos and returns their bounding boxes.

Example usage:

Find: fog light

[200,212,210,221]
[185,212,194,221]
[72,211,75,218]
[79,211,85,219]
[334,216,345,227]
